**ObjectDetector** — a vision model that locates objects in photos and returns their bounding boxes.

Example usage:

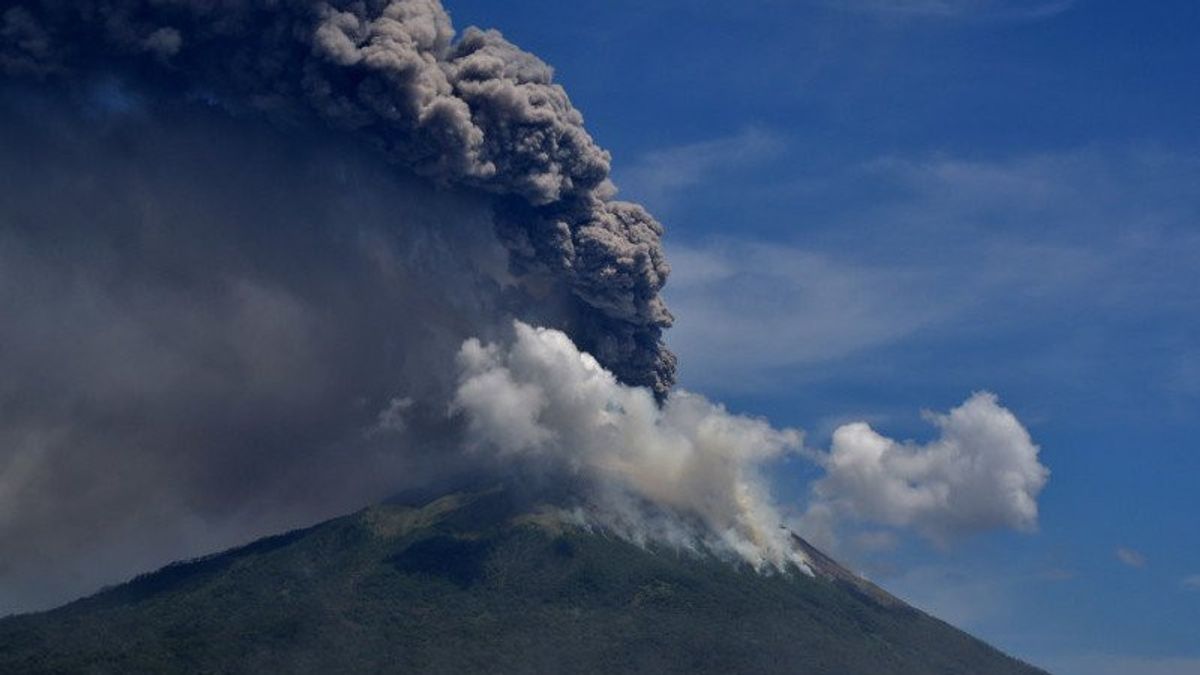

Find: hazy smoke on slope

[0,88,526,612]
[453,322,808,571]
[0,0,677,613]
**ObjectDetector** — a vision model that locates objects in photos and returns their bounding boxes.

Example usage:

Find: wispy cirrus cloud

[617,127,784,211]
[662,143,1200,397]
[1116,547,1147,569]
[665,240,942,389]
[830,0,1076,22]
[1049,653,1200,675]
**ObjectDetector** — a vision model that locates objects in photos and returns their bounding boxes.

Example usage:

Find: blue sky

[446,1,1199,673]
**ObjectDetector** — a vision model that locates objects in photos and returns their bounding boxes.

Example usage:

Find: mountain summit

[0,487,1048,674]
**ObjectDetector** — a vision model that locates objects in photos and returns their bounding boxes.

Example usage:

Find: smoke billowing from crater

[0,0,1048,614]
[453,321,809,572]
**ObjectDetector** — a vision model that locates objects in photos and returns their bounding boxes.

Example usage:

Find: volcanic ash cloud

[0,0,1050,612]
[0,0,675,394]
[0,0,675,612]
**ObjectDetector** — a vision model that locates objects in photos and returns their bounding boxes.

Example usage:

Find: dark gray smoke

[0,0,672,613]
[1,0,675,393]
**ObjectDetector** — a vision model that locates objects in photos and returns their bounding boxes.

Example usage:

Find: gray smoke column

[0,0,674,394]
[0,0,676,614]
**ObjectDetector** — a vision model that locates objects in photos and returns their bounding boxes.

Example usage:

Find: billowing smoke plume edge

[0,0,675,395]
[452,320,812,573]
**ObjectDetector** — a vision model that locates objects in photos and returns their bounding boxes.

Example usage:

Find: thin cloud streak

[664,241,943,390]
[1116,547,1147,569]
[663,144,1200,395]
[617,127,785,211]
[1048,653,1200,675]
[829,0,1076,22]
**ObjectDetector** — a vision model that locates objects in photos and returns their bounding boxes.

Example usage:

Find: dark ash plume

[0,0,675,394]
[0,0,677,614]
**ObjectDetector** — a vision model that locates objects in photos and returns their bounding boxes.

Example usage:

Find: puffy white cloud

[804,392,1049,545]
[453,321,807,570]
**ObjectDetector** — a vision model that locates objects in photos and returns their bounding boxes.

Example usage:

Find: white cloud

[617,127,783,209]
[665,241,942,390]
[1116,547,1147,569]
[663,146,1200,398]
[1038,567,1076,582]
[1183,575,1200,591]
[802,391,1049,545]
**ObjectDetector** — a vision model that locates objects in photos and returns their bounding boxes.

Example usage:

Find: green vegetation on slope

[0,488,1049,674]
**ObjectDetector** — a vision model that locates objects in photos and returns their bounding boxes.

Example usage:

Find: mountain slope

[0,487,1048,674]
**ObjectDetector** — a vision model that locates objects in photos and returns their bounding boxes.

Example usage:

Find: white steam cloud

[453,321,808,570]
[452,323,1050,569]
[803,392,1049,547]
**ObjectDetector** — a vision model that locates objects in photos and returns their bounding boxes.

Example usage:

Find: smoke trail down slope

[0,0,675,394]
[453,322,809,571]
[0,93,520,612]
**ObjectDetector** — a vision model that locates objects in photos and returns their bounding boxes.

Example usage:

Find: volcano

[0,486,1047,674]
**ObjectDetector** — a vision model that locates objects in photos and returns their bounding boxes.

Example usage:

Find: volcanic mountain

[0,486,1048,674]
